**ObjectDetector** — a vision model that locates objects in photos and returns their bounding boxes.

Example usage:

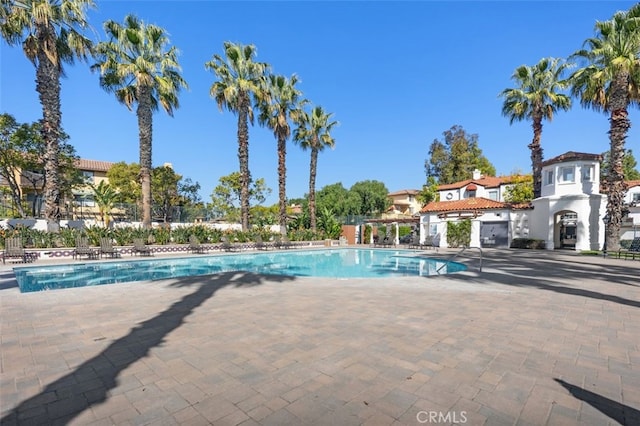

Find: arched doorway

[554,210,578,249]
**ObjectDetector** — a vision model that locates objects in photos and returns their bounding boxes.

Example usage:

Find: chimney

[472,169,481,180]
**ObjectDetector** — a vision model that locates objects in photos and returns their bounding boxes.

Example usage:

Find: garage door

[480,221,509,248]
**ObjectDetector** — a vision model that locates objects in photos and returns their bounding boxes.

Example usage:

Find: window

[488,190,498,201]
[545,170,554,185]
[633,193,640,204]
[467,190,476,198]
[82,171,94,183]
[429,224,437,236]
[74,194,95,207]
[559,166,575,183]
[582,165,594,182]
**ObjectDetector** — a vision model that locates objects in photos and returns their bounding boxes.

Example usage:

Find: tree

[0,113,27,217]
[570,4,640,251]
[206,42,269,231]
[601,149,640,181]
[417,176,439,206]
[500,57,572,199]
[106,162,141,205]
[315,183,359,217]
[350,180,389,215]
[293,105,338,232]
[150,165,201,223]
[209,172,271,222]
[0,114,80,217]
[0,0,94,225]
[259,73,304,236]
[93,14,187,229]
[503,174,534,203]
[317,206,342,239]
[91,180,117,227]
[151,165,180,223]
[425,125,496,184]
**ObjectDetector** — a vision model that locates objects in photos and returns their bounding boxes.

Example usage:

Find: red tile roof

[388,189,420,196]
[420,197,532,213]
[627,180,640,188]
[75,159,115,172]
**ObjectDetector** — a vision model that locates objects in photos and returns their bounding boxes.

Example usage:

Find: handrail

[436,245,482,273]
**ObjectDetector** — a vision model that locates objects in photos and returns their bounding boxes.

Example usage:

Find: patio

[1,249,639,425]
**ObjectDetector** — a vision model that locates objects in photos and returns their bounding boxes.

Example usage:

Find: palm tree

[206,42,269,231]
[91,180,117,228]
[500,57,572,199]
[293,106,338,232]
[92,14,187,229]
[570,5,640,251]
[0,0,94,226]
[259,74,304,236]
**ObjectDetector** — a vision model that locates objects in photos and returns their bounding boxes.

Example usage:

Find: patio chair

[73,236,99,260]
[618,237,640,260]
[2,237,36,264]
[132,238,153,256]
[375,235,393,248]
[221,236,239,252]
[189,235,207,254]
[408,235,421,249]
[100,237,121,259]
[274,235,293,249]
[254,235,270,251]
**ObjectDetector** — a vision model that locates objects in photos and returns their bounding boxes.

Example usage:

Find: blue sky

[2,1,639,206]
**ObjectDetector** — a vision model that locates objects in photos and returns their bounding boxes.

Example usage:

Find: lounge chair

[421,235,437,250]
[274,235,293,249]
[221,236,239,252]
[189,235,208,254]
[254,235,270,251]
[408,235,421,249]
[73,236,99,260]
[618,237,640,259]
[2,237,36,264]
[132,238,153,256]
[100,237,121,259]
[375,235,393,248]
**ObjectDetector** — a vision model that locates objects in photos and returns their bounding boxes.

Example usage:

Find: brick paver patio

[1,248,639,425]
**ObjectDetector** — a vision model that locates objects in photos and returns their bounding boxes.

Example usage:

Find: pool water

[13,248,467,292]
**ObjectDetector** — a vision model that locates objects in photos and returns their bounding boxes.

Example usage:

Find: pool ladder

[436,245,483,273]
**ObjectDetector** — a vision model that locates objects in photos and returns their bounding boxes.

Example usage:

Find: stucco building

[418,151,640,251]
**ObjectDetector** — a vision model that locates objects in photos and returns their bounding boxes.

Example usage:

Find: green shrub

[29,229,58,248]
[112,226,136,246]
[446,219,471,248]
[153,225,172,245]
[59,228,80,247]
[84,225,111,246]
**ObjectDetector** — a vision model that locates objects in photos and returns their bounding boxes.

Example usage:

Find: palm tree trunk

[237,93,251,231]
[309,145,319,232]
[137,85,153,229]
[605,72,631,252]
[277,133,287,236]
[37,23,62,228]
[529,114,544,199]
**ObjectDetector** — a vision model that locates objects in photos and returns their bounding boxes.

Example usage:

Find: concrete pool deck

[1,248,639,425]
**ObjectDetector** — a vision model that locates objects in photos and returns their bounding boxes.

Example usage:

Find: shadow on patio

[1,271,296,425]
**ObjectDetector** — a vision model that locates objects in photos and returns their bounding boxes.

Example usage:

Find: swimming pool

[13,248,467,292]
